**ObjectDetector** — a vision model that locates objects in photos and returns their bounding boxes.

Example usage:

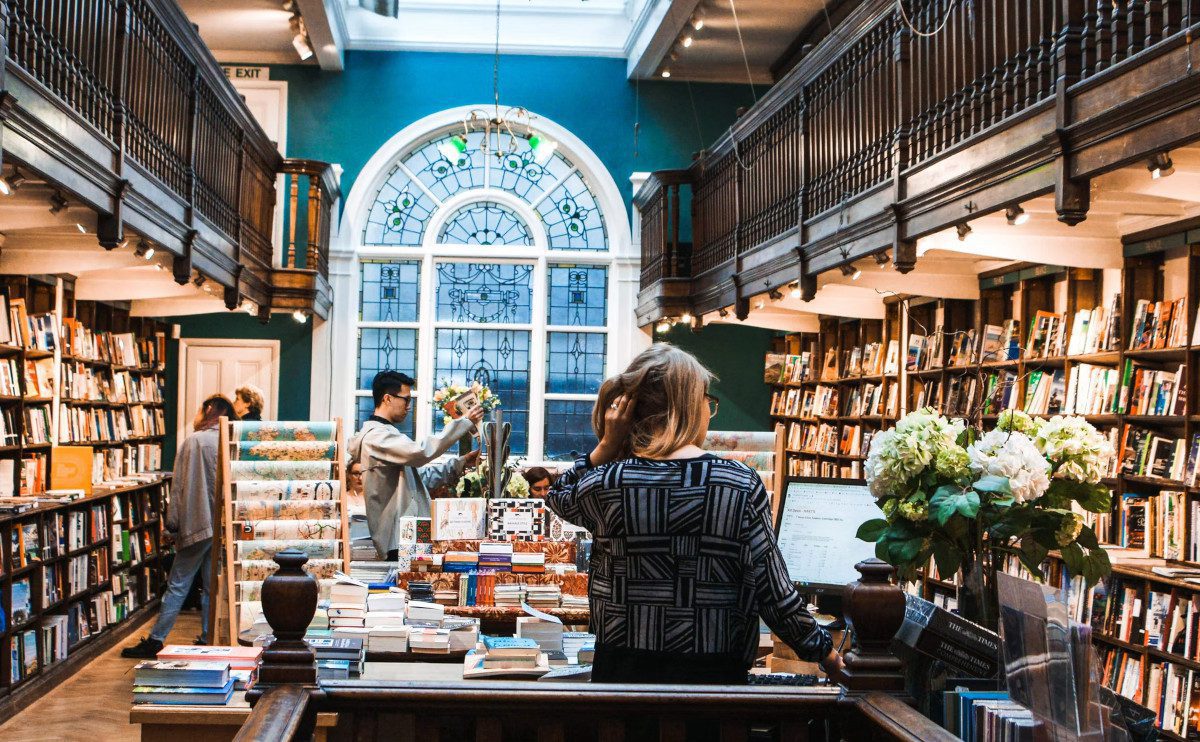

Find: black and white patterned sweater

[546,454,833,667]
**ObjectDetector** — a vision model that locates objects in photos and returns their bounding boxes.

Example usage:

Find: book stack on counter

[524,584,561,610]
[154,645,262,695]
[561,592,588,610]
[443,551,479,573]
[349,561,395,585]
[304,635,365,679]
[494,584,525,607]
[512,551,545,574]
[407,580,434,604]
[941,691,1032,741]
[409,618,479,655]
[433,586,459,605]
[464,636,549,679]
[364,589,410,654]
[516,616,563,653]
[328,576,369,630]
[563,632,596,664]
[132,661,236,706]
[406,599,445,626]
[478,541,513,572]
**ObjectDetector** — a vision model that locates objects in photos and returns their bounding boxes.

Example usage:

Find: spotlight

[281,0,296,10]
[660,69,671,78]
[873,250,890,266]
[839,263,862,280]
[135,241,155,259]
[680,313,692,324]
[1148,152,1175,179]
[789,282,802,298]
[956,222,973,241]
[655,319,671,334]
[293,310,308,324]
[192,273,206,288]
[682,35,694,48]
[718,307,730,318]
[768,289,783,301]
[75,223,87,234]
[691,12,705,30]
[1005,205,1029,226]
[528,133,558,165]
[0,167,27,196]
[437,134,468,163]
[48,191,68,214]
[292,33,314,61]
[754,299,765,310]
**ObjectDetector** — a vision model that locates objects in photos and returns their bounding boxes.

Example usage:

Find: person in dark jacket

[546,344,844,684]
[122,394,235,658]
[233,384,264,421]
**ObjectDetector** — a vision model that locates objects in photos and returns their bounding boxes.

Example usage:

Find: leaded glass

[435,328,529,455]
[357,328,418,388]
[492,131,574,201]
[359,260,420,322]
[437,201,532,246]
[402,130,487,203]
[363,164,437,245]
[435,262,533,324]
[356,395,415,438]
[547,332,605,394]
[547,265,607,326]
[544,399,595,461]
[536,171,607,251]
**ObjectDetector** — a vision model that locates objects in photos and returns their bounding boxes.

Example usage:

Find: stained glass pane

[547,332,606,394]
[356,395,415,438]
[491,131,574,201]
[357,328,418,388]
[536,171,607,251]
[435,262,533,324]
[434,328,529,455]
[402,131,487,203]
[544,399,596,461]
[548,265,607,326]
[359,260,420,322]
[363,164,437,245]
[437,201,532,246]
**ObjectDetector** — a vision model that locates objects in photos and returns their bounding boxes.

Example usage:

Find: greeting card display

[488,498,547,541]
[432,497,487,541]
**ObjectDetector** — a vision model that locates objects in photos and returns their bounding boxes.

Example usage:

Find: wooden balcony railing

[1,0,336,317]
[281,159,339,278]
[637,0,1200,317]
[635,170,689,286]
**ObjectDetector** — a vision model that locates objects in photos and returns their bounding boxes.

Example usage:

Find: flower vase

[956,552,999,634]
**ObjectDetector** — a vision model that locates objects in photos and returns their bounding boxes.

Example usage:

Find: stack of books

[561,593,588,610]
[433,587,459,605]
[524,584,560,610]
[409,627,452,653]
[349,561,394,584]
[517,616,564,653]
[367,589,406,613]
[464,636,549,679]
[407,580,434,603]
[563,632,595,663]
[406,599,445,625]
[304,634,364,678]
[512,552,545,574]
[367,626,409,653]
[494,584,525,606]
[155,645,262,692]
[131,661,235,706]
[443,551,479,573]
[478,541,513,571]
[328,576,369,629]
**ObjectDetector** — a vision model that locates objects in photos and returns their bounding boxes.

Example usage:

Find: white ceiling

[178,0,827,83]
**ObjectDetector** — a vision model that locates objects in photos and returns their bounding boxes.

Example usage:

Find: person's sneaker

[120,637,163,659]
[193,635,207,646]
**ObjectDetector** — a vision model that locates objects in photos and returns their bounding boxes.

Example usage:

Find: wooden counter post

[840,558,907,693]
[247,549,319,703]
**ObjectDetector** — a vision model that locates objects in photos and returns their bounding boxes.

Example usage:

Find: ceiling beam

[131,296,230,317]
[702,310,821,333]
[296,0,346,71]
[625,0,701,79]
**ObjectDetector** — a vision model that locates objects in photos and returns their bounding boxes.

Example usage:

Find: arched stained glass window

[354,116,615,460]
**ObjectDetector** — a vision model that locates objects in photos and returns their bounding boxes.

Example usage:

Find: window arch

[348,108,624,462]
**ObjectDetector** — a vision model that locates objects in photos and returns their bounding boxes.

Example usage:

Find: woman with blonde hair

[546,343,843,684]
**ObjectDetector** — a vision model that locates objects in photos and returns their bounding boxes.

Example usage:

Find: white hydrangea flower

[865,408,967,498]
[1033,415,1114,484]
[968,429,1051,503]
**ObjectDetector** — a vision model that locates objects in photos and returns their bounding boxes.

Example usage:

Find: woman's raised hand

[591,393,636,466]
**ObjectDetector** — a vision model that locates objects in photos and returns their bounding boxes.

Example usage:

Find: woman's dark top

[546,453,833,684]
[241,411,262,421]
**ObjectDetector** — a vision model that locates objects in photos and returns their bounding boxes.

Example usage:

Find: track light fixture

[192,273,206,288]
[690,11,705,30]
[682,35,694,48]
[754,299,765,310]
[0,167,27,196]
[655,318,671,334]
[789,282,802,298]
[135,241,155,259]
[718,306,730,318]
[956,222,973,242]
[48,191,68,214]
[839,263,862,280]
[768,289,783,301]
[293,310,308,324]
[873,250,890,266]
[1148,151,1175,179]
[1005,205,1029,226]
[75,223,87,234]
[660,69,671,78]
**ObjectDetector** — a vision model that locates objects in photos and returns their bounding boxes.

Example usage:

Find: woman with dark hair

[546,344,843,685]
[122,394,236,657]
[523,466,554,499]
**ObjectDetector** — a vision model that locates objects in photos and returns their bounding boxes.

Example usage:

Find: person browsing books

[122,394,235,658]
[545,344,845,685]
[233,384,265,421]
[348,371,483,560]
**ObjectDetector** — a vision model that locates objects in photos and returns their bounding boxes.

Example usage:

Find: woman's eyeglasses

[705,393,719,418]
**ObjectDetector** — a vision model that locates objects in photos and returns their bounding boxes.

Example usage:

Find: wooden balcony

[636,0,1200,325]
[0,0,335,319]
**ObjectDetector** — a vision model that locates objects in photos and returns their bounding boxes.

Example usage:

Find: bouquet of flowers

[431,379,500,426]
[857,408,1115,596]
[453,461,530,498]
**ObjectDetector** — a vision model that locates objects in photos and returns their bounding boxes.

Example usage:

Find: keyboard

[746,672,820,686]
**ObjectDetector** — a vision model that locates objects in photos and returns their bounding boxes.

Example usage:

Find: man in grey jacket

[347,371,482,560]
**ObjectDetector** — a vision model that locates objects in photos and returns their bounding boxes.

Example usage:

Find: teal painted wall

[164,313,313,466]
[661,323,775,432]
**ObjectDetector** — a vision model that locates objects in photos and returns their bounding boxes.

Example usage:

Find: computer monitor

[773,476,885,594]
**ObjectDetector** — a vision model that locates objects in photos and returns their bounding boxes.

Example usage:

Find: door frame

[176,338,281,446]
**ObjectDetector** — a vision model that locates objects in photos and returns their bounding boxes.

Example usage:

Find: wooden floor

[0,611,203,742]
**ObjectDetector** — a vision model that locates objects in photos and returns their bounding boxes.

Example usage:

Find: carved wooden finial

[248,548,319,699]
[840,558,906,692]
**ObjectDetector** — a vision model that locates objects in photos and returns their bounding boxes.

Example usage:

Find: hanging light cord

[493,0,502,118]
[728,0,758,105]
[896,0,960,38]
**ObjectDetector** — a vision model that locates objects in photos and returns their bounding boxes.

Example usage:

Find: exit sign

[222,66,269,81]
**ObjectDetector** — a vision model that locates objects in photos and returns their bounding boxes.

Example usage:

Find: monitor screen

[774,478,884,592]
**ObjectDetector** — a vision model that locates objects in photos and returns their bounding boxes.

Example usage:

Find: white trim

[176,338,280,446]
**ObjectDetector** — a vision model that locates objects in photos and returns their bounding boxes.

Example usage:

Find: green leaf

[856,518,889,543]
[1082,548,1112,588]
[1016,539,1047,578]
[1075,524,1100,550]
[892,537,924,563]
[1060,542,1086,579]
[930,486,981,526]
[1047,479,1112,513]
[932,539,962,578]
[973,475,1012,494]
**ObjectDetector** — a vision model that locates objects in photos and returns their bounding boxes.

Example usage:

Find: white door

[230,78,288,265]
[177,339,280,445]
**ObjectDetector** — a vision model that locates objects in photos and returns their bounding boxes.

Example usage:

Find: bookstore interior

[5,0,1200,740]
